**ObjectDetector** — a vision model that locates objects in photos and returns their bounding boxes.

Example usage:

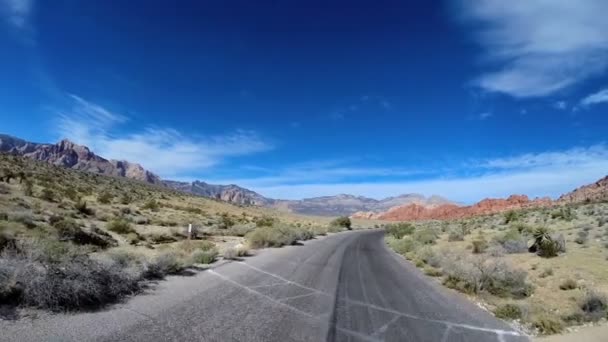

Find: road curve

[0,230,528,342]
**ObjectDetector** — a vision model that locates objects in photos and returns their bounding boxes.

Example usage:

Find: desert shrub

[227,224,256,237]
[190,249,218,264]
[487,244,505,257]
[598,217,607,227]
[0,231,16,251]
[0,183,10,194]
[386,223,415,239]
[494,229,528,254]
[141,199,160,211]
[0,212,7,221]
[246,225,299,248]
[574,230,588,245]
[327,224,345,233]
[416,246,441,267]
[424,267,443,277]
[106,219,135,235]
[147,232,178,244]
[126,233,140,245]
[494,303,523,320]
[413,228,438,245]
[97,191,113,204]
[559,279,578,290]
[12,214,37,229]
[218,212,235,229]
[53,218,114,248]
[74,200,95,216]
[387,236,419,256]
[504,210,520,224]
[441,254,532,298]
[223,246,250,260]
[142,252,187,279]
[331,216,352,230]
[580,290,607,321]
[120,193,132,205]
[255,215,276,227]
[538,239,560,258]
[532,315,564,335]
[539,268,554,278]
[39,188,55,202]
[448,228,465,242]
[1,242,140,311]
[22,179,33,196]
[551,207,576,221]
[471,238,488,254]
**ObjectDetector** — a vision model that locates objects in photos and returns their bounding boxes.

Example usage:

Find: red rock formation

[374,195,553,221]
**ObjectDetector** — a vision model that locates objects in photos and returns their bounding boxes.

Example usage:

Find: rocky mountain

[558,175,608,203]
[0,134,162,185]
[164,180,273,206]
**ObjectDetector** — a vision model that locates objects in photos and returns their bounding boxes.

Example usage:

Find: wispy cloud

[553,101,567,110]
[0,0,32,29]
[330,95,391,120]
[207,159,419,188]
[458,0,608,98]
[55,94,273,178]
[478,112,493,120]
[580,88,608,107]
[219,145,608,203]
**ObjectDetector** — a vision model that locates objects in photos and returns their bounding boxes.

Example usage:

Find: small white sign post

[188,223,193,240]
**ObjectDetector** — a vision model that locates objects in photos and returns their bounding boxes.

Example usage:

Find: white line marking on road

[278,292,317,302]
[370,315,401,338]
[220,262,526,339]
[249,282,288,289]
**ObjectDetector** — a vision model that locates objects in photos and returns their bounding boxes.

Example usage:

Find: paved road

[0,230,528,342]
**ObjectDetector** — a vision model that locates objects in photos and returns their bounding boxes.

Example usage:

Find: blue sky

[1,0,607,202]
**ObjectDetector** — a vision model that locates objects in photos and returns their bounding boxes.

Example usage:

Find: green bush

[255,215,275,227]
[106,219,135,235]
[387,236,418,255]
[39,188,55,202]
[538,239,560,258]
[190,249,218,264]
[246,225,299,248]
[330,216,352,230]
[386,223,415,239]
[413,228,438,245]
[494,303,523,320]
[141,199,160,211]
[580,291,607,321]
[532,315,564,335]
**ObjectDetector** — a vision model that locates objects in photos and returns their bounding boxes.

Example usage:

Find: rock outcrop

[558,175,608,203]
[0,134,162,185]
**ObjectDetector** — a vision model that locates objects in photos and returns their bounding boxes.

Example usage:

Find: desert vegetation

[0,154,349,314]
[384,201,608,335]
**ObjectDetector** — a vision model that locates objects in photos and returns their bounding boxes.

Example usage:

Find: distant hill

[1,134,460,215]
[164,180,274,206]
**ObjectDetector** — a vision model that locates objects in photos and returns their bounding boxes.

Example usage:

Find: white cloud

[581,88,608,107]
[458,0,608,98]
[0,0,32,28]
[55,94,272,178]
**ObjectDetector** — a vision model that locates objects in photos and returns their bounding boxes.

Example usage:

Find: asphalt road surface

[0,230,528,342]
